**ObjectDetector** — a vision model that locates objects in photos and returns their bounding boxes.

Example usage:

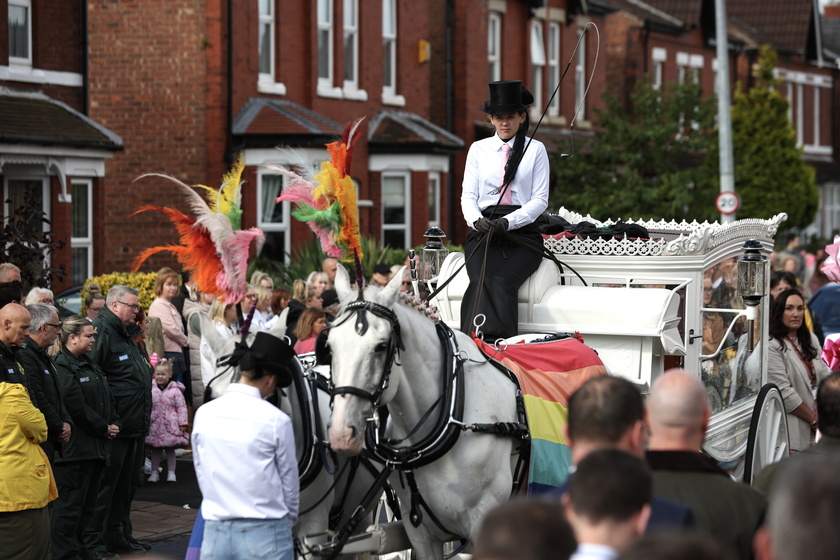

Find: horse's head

[326,265,405,455]
[203,308,290,401]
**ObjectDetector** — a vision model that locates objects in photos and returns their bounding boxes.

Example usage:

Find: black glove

[491,218,508,235]
[474,218,493,234]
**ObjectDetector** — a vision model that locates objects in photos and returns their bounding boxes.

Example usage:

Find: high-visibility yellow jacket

[0,382,57,512]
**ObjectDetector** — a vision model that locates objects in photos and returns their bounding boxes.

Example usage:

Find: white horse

[201,312,378,553]
[327,266,524,560]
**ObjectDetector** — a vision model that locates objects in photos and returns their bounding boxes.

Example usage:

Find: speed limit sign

[716,191,740,215]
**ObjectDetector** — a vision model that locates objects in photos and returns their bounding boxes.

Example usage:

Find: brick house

[598,0,839,235]
[79,0,609,281]
[4,0,834,292]
[0,0,122,288]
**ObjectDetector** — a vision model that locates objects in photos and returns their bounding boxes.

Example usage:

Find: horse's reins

[326,290,529,543]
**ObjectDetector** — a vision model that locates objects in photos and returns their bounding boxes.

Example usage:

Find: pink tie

[500,143,513,205]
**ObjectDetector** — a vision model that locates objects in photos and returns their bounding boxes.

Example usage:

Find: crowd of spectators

[6,249,840,560]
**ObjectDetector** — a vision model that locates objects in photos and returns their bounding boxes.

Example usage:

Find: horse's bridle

[328,292,405,407]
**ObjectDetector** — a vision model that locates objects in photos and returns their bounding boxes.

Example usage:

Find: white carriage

[432,209,790,483]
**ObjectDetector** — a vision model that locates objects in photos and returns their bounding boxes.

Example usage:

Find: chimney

[826,3,840,18]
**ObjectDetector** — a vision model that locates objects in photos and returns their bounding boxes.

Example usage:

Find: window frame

[381,171,411,250]
[530,21,546,117]
[382,0,396,94]
[547,22,561,116]
[70,179,94,285]
[8,0,32,67]
[652,47,666,90]
[257,0,286,95]
[488,12,502,83]
[256,169,291,264]
[428,172,441,229]
[574,27,587,121]
[343,0,360,91]
[317,0,335,91]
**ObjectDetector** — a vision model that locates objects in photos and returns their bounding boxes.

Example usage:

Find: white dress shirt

[571,544,618,560]
[192,383,299,524]
[461,133,549,231]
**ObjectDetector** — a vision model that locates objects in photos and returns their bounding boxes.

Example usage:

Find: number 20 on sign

[716,191,740,215]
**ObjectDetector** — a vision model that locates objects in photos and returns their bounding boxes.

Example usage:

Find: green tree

[704,45,817,231]
[1,185,66,289]
[551,78,717,222]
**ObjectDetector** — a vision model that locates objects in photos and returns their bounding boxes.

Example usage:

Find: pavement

[132,453,202,545]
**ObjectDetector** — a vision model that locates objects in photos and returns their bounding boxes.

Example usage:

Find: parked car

[54,285,83,319]
[808,283,840,340]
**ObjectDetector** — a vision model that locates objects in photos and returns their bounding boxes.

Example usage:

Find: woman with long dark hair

[767,289,831,452]
[460,80,549,340]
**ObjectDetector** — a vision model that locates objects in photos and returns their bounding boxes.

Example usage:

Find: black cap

[321,289,339,308]
[373,263,391,275]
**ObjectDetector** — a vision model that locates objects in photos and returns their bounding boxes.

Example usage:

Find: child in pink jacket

[146,359,189,482]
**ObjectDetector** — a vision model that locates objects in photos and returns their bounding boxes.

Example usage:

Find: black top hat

[480,80,535,114]
[230,331,295,387]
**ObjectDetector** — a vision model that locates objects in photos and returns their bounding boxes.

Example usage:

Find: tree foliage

[550,78,717,222]
[704,45,817,231]
[1,186,66,289]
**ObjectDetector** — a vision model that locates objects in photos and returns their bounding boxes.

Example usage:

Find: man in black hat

[191,332,298,560]
[370,263,392,287]
[460,80,549,341]
[321,289,340,321]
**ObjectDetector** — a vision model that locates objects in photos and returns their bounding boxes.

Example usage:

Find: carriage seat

[433,252,559,329]
[433,252,684,386]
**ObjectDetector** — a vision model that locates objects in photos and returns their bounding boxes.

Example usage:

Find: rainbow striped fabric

[475,335,607,494]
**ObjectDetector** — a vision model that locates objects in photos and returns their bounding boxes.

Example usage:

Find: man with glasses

[87,285,153,558]
[19,303,72,467]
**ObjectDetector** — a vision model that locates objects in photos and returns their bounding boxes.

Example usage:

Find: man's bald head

[321,257,339,286]
[0,303,31,347]
[648,369,710,449]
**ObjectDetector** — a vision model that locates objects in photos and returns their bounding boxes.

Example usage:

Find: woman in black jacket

[50,315,121,560]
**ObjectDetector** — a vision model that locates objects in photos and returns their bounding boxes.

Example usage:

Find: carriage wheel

[743,384,789,485]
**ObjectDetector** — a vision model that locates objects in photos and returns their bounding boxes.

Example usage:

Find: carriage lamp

[738,239,768,350]
[420,227,449,286]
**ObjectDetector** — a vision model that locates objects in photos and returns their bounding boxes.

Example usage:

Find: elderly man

[86,286,152,558]
[0,303,37,403]
[646,369,764,560]
[0,263,22,283]
[18,303,72,466]
[565,376,695,532]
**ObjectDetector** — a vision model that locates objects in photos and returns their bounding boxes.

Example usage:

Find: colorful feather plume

[264,118,364,264]
[131,153,264,304]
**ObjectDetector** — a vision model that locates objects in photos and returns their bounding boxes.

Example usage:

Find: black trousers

[85,436,144,553]
[52,459,105,560]
[460,221,542,340]
[0,506,51,560]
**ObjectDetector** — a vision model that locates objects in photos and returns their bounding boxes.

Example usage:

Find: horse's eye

[374,342,388,353]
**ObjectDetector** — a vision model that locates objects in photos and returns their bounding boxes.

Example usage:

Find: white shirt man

[192,332,298,560]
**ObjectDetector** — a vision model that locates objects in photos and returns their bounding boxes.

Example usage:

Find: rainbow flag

[474,335,607,494]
